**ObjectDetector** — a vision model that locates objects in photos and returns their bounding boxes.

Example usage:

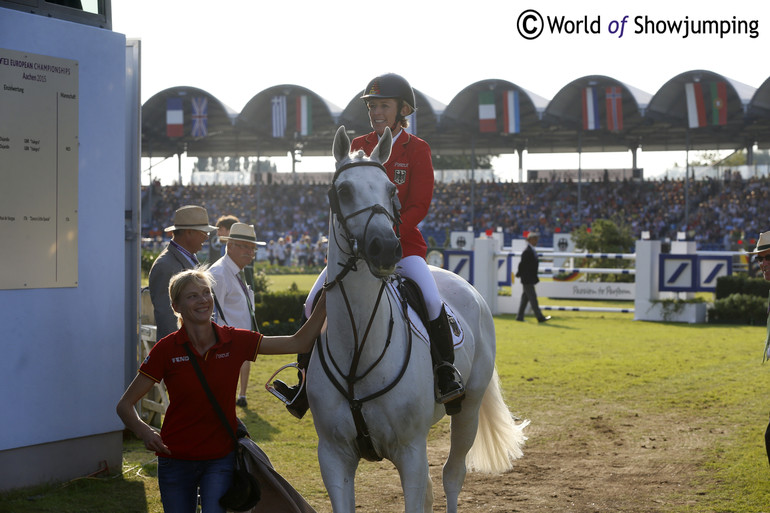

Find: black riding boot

[271,313,311,419]
[429,305,465,415]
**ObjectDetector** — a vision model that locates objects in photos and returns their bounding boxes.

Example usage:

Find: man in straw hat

[209,223,266,407]
[149,205,217,341]
[515,231,551,323]
[746,231,770,465]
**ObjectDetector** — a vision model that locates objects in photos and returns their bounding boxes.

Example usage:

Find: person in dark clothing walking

[516,232,551,323]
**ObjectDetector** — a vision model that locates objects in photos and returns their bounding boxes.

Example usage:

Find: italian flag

[296,95,312,136]
[478,91,496,133]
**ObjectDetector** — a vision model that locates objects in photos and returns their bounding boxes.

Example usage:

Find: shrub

[258,318,303,336]
[253,290,306,334]
[142,249,161,276]
[708,293,768,325]
[252,262,325,276]
[715,274,770,299]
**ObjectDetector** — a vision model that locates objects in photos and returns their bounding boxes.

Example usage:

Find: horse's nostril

[368,238,382,257]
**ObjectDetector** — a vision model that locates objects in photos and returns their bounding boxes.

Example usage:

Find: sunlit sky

[110,0,768,184]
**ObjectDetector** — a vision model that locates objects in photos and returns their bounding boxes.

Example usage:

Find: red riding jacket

[350,130,434,259]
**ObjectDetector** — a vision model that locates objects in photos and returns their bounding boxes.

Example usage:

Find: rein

[318,159,412,461]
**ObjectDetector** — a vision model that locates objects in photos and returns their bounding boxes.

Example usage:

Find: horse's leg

[318,440,358,513]
[392,442,432,513]
[443,408,481,513]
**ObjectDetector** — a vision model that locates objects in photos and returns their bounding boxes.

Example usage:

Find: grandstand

[142,170,770,252]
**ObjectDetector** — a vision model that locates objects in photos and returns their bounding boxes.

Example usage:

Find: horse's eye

[338,183,353,202]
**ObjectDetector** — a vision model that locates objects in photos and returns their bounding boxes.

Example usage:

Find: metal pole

[471,135,476,230]
[577,131,582,226]
[685,130,690,232]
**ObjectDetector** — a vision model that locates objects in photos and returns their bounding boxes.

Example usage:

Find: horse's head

[328,126,402,278]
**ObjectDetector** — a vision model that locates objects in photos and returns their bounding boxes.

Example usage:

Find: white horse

[307,126,528,513]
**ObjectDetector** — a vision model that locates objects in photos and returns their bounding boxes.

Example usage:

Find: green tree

[571,218,635,282]
[688,149,746,167]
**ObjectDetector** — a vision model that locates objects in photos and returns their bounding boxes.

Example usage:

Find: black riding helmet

[361,73,417,118]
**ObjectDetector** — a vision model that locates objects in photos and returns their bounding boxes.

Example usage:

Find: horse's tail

[465,367,530,474]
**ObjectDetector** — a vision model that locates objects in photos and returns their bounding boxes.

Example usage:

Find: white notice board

[0,48,78,289]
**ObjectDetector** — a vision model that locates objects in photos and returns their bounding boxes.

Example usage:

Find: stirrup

[433,362,465,404]
[265,363,306,406]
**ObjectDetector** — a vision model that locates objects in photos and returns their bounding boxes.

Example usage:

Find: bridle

[317,159,412,462]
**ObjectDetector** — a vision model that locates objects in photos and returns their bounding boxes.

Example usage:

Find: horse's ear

[333,125,350,163]
[371,126,392,164]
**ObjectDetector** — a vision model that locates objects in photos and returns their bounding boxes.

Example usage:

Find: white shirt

[209,254,254,330]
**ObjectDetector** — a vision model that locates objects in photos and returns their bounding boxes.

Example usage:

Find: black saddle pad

[396,275,430,330]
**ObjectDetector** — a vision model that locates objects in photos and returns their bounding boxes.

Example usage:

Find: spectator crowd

[142,173,770,258]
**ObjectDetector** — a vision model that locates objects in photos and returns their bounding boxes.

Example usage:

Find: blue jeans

[157,452,234,513]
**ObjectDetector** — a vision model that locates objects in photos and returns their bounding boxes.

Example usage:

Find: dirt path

[309,407,717,512]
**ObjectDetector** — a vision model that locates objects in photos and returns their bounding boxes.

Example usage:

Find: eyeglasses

[755,255,770,262]
[231,242,257,252]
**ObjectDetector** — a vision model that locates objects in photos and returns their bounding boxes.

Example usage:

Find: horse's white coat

[308,126,528,513]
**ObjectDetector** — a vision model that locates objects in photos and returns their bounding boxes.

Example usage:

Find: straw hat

[164,205,217,232]
[746,231,770,254]
[220,223,266,246]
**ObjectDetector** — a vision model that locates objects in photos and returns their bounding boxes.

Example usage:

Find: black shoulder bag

[184,344,260,512]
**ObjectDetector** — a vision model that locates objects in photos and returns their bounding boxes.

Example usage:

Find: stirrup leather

[433,361,465,404]
[265,363,306,406]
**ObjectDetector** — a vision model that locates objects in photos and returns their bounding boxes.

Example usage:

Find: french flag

[503,90,520,134]
[166,98,183,137]
[582,87,599,130]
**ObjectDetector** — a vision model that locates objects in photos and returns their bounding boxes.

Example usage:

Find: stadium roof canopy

[141,70,770,161]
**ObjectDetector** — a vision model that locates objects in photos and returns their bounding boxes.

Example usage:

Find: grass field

[3,277,770,512]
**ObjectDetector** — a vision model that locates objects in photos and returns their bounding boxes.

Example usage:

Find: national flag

[503,90,520,134]
[166,97,183,137]
[272,95,287,138]
[191,96,208,138]
[478,91,496,133]
[710,82,727,126]
[684,82,707,128]
[582,87,599,130]
[296,95,312,136]
[605,87,623,131]
[405,111,417,135]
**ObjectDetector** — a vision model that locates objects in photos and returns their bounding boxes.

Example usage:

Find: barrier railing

[138,325,168,427]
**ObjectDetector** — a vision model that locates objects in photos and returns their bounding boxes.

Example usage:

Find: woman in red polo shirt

[116,268,325,513]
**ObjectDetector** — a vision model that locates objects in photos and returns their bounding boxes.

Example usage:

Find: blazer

[148,242,195,341]
[351,130,434,259]
[516,244,540,285]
